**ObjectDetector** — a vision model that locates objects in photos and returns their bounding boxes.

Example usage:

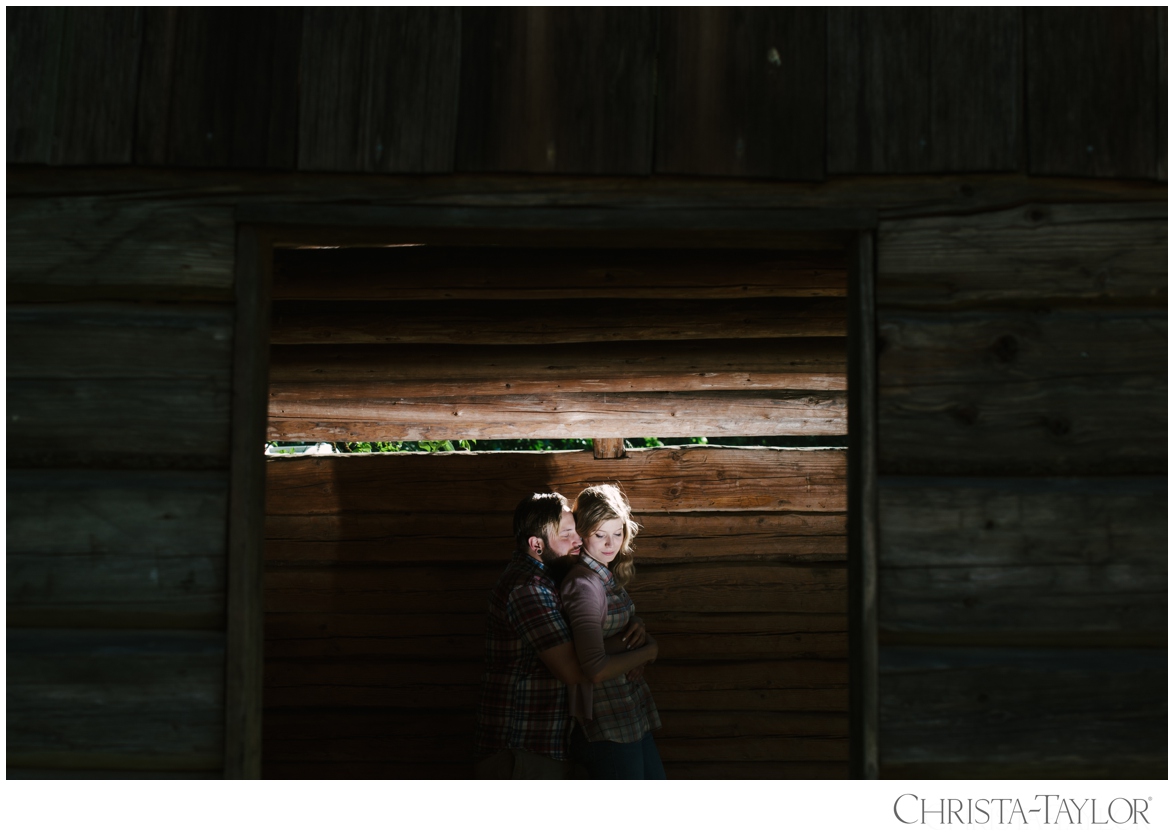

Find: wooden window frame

[224,207,879,779]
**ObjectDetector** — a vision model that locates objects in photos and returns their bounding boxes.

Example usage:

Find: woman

[560,484,665,779]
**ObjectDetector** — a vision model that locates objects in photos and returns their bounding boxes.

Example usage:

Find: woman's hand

[621,615,647,650]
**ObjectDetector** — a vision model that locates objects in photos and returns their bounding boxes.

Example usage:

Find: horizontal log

[657,735,847,763]
[8,470,229,628]
[878,476,1168,638]
[7,303,235,379]
[268,391,848,442]
[262,761,473,780]
[657,710,849,739]
[877,204,1167,308]
[878,372,1165,475]
[262,611,849,661]
[663,761,849,780]
[8,628,225,771]
[8,168,1166,218]
[268,338,848,396]
[8,378,232,469]
[5,768,223,779]
[266,447,848,513]
[273,245,849,300]
[878,308,1167,389]
[879,646,1167,772]
[270,297,848,344]
[7,195,236,303]
[263,510,846,565]
[263,563,848,616]
[879,761,1167,780]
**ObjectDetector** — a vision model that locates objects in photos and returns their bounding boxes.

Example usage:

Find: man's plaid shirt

[474,550,574,761]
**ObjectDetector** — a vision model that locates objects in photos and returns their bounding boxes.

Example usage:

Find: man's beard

[541,541,580,585]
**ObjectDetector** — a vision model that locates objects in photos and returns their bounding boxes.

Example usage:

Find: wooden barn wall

[875,202,1167,778]
[7,5,1165,780]
[263,449,849,779]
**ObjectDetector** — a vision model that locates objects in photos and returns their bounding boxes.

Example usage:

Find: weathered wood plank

[52,8,142,165]
[262,761,472,780]
[135,7,301,168]
[878,358,1165,476]
[6,196,236,303]
[8,470,228,629]
[298,8,460,173]
[877,204,1168,308]
[663,761,849,780]
[928,7,1021,172]
[265,448,848,514]
[7,304,234,379]
[658,734,847,763]
[270,297,847,344]
[1027,7,1158,178]
[878,477,1167,639]
[656,8,825,179]
[272,246,848,301]
[263,510,846,565]
[879,646,1167,774]
[827,8,931,173]
[268,391,848,442]
[456,7,657,174]
[262,611,848,661]
[7,628,225,771]
[263,564,846,616]
[268,339,847,397]
[7,378,232,470]
[6,7,66,163]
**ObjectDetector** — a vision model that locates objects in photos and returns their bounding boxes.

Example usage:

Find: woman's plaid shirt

[562,555,662,744]
[474,551,574,761]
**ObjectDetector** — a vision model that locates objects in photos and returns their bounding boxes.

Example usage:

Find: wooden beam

[224,225,272,779]
[264,448,848,514]
[593,438,625,459]
[268,339,848,397]
[267,390,848,442]
[847,230,879,779]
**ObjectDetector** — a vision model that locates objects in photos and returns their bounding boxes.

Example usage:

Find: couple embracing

[473,485,665,780]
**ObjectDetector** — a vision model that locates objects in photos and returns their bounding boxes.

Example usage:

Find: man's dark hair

[513,492,569,552]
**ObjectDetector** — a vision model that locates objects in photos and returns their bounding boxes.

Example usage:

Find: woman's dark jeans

[570,726,666,780]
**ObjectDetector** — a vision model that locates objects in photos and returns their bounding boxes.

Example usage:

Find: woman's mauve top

[559,554,661,744]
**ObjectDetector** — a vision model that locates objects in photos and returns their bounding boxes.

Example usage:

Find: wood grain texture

[268,338,847,396]
[877,307,1166,476]
[8,470,229,629]
[656,8,825,179]
[268,391,847,442]
[265,448,847,514]
[879,646,1167,776]
[8,378,232,470]
[270,297,847,344]
[298,7,460,173]
[828,8,931,173]
[928,7,1022,172]
[52,7,142,165]
[878,477,1167,639]
[1158,6,1167,182]
[272,246,848,301]
[456,7,656,174]
[6,6,66,163]
[263,510,846,566]
[877,204,1168,309]
[1027,7,1159,178]
[7,628,225,771]
[8,304,234,379]
[7,196,236,303]
[135,7,301,168]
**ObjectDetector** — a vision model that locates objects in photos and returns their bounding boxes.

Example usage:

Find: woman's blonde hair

[573,484,640,589]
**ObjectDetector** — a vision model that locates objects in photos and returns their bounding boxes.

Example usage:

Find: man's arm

[538,641,590,685]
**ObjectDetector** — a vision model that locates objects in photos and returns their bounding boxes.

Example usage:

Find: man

[473,491,652,779]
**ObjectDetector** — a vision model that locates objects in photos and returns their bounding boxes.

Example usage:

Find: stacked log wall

[7,6,1165,779]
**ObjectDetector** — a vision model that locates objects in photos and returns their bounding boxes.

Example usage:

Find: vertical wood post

[592,438,627,459]
[224,224,272,779]
[848,230,879,779]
